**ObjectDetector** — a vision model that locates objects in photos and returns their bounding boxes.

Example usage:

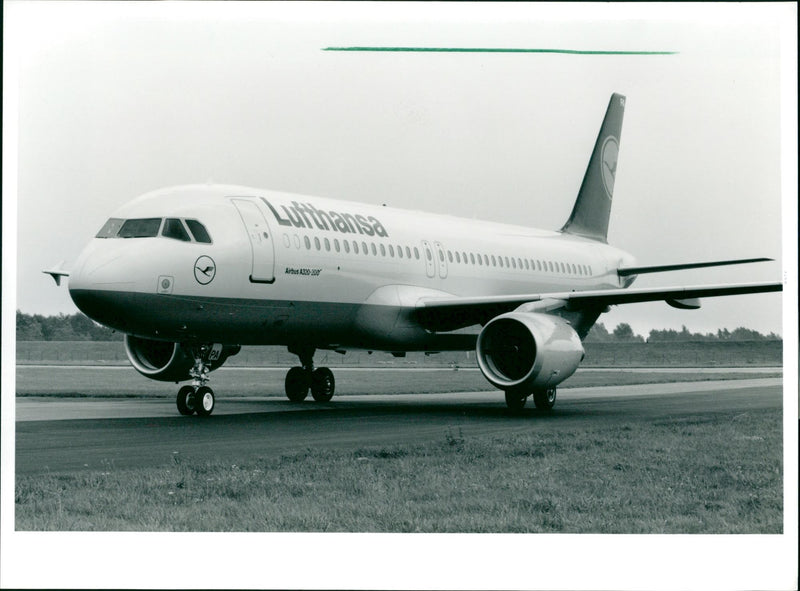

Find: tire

[177,385,196,416]
[285,366,310,402]
[311,367,335,402]
[504,389,528,411]
[195,386,215,416]
[533,388,557,410]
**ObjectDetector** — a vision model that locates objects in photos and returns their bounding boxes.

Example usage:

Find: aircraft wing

[414,281,783,331]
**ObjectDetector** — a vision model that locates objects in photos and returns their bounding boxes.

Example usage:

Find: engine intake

[124,335,240,382]
[476,312,584,392]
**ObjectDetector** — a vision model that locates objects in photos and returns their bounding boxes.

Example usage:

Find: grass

[15,408,782,533]
[15,340,783,367]
[14,366,782,398]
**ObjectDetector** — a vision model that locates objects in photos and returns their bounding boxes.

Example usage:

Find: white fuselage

[68,184,636,349]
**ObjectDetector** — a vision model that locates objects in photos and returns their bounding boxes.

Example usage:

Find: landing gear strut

[175,344,216,416]
[285,345,336,403]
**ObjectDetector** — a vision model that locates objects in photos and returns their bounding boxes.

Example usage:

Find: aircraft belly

[69,288,435,348]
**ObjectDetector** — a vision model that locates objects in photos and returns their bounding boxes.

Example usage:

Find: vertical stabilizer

[560,93,625,242]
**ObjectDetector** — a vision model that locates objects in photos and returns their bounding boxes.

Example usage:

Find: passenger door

[232,198,275,283]
[421,240,435,278]
[434,241,448,278]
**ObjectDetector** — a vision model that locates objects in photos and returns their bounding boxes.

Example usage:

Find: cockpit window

[162,218,191,242]
[96,218,124,238]
[117,218,163,238]
[95,216,211,242]
[185,219,212,244]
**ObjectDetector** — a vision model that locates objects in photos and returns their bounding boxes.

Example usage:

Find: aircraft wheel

[533,388,557,410]
[285,366,310,402]
[177,385,196,416]
[311,367,335,402]
[195,386,215,416]
[504,389,528,411]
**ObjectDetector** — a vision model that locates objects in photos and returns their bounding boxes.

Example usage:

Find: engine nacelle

[124,335,240,382]
[476,312,584,392]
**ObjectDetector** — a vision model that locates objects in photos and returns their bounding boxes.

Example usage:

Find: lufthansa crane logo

[194,256,216,285]
[600,135,619,200]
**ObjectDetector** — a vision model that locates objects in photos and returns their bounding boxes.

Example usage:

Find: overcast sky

[5,3,794,338]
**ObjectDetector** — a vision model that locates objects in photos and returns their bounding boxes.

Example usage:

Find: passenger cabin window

[162,218,191,242]
[185,219,212,244]
[118,218,162,238]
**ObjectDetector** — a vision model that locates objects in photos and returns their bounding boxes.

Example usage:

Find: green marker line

[324,47,677,55]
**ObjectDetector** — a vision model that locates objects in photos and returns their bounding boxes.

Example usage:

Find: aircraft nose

[68,240,137,330]
[69,242,136,290]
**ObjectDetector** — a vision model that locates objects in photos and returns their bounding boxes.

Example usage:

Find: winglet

[561,93,626,243]
[43,261,70,286]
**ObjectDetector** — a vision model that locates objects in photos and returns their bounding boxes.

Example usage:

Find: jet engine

[476,312,584,392]
[124,335,240,382]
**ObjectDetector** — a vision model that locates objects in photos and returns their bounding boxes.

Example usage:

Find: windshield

[117,218,163,238]
[95,217,212,243]
[95,218,124,238]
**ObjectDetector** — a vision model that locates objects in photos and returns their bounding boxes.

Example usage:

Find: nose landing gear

[285,345,336,403]
[175,344,217,416]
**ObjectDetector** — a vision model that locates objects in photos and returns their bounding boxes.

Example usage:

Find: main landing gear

[504,387,557,412]
[284,345,336,403]
[176,344,216,416]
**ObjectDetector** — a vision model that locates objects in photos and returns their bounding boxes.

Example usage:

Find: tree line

[585,322,781,343]
[16,311,121,341]
[15,311,781,342]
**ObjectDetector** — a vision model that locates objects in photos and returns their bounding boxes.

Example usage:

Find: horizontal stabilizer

[43,261,70,286]
[618,257,773,277]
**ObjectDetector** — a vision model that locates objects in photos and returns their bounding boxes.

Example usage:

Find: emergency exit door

[232,198,275,283]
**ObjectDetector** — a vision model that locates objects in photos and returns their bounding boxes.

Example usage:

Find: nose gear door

[232,198,275,283]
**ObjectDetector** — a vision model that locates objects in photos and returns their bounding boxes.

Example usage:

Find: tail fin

[561,93,626,243]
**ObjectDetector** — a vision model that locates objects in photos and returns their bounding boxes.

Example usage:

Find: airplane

[47,93,782,416]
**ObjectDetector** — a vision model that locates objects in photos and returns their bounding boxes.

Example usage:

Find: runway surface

[15,377,782,475]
